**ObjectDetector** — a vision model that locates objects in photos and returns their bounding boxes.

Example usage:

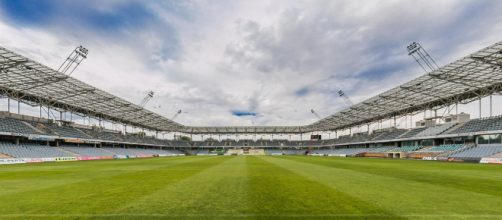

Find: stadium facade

[0,42,502,164]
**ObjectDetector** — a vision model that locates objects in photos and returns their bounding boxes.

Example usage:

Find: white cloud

[0,0,502,131]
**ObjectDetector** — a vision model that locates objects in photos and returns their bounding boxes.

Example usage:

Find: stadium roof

[305,41,502,132]
[0,46,185,132]
[1,42,501,134]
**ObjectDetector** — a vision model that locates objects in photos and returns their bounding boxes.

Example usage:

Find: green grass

[0,156,501,219]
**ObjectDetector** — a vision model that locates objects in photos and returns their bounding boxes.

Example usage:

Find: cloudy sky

[0,0,501,128]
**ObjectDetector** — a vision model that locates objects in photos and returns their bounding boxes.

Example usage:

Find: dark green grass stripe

[4,213,502,220]
[246,156,405,219]
[116,156,251,215]
[0,157,192,180]
[267,156,502,215]
[0,157,209,197]
[0,156,229,214]
[283,156,502,198]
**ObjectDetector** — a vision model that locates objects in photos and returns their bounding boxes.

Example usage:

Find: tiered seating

[29,122,56,135]
[420,144,465,152]
[45,124,92,139]
[93,130,124,142]
[350,133,370,143]
[303,140,322,146]
[399,127,428,139]
[0,118,39,134]
[170,141,191,147]
[388,145,422,152]
[449,116,502,134]
[196,149,210,155]
[328,148,368,155]
[123,134,143,143]
[414,123,456,137]
[266,149,283,155]
[265,149,305,155]
[372,129,408,141]
[282,149,306,155]
[102,147,182,156]
[0,142,71,158]
[286,141,301,146]
[105,147,141,155]
[60,145,114,157]
[449,145,502,158]
[366,146,396,152]
[335,135,353,144]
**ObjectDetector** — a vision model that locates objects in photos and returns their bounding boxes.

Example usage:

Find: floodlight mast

[338,90,354,106]
[139,91,154,108]
[172,109,183,120]
[310,109,322,119]
[407,42,439,73]
[58,45,88,76]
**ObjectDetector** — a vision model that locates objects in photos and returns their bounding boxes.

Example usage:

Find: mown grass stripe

[0,157,201,196]
[116,156,250,215]
[0,156,225,214]
[1,156,501,219]
[247,156,405,218]
[285,156,502,197]
[264,156,502,216]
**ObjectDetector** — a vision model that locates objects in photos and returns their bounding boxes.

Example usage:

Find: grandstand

[0,41,502,164]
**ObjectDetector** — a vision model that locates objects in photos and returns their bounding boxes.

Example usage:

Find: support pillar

[479,97,482,118]
[490,95,493,117]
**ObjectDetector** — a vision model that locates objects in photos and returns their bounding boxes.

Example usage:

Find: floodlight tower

[338,90,354,106]
[310,109,322,119]
[58,45,88,76]
[172,109,183,120]
[139,91,154,108]
[407,42,439,73]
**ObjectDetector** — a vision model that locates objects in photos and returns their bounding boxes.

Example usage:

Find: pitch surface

[0,156,501,219]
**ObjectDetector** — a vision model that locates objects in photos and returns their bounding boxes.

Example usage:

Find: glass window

[489,134,502,144]
[478,135,490,144]
[421,139,433,146]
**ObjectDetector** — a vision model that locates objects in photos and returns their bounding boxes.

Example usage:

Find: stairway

[21,121,44,134]
[0,153,12,158]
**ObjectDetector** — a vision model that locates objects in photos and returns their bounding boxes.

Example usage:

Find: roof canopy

[0,46,184,132]
[1,42,501,134]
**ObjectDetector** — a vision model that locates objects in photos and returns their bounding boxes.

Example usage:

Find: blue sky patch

[232,110,258,117]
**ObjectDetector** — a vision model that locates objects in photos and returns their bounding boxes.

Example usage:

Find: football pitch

[0,156,501,219]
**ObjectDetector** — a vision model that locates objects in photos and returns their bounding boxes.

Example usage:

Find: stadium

[1,1,502,219]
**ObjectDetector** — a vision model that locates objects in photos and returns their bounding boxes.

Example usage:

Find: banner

[64,139,83,143]
[0,158,26,165]
[480,158,502,164]
[422,157,437,161]
[328,154,347,157]
[28,135,57,141]
[77,156,101,161]
[113,155,128,159]
[55,157,77,162]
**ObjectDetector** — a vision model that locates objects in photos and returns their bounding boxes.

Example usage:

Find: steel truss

[1,42,502,135]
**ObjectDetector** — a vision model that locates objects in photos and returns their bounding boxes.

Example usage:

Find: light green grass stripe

[2,213,502,217]
[0,157,210,197]
[246,156,403,218]
[0,156,226,214]
[263,156,502,216]
[116,156,251,215]
[285,156,502,196]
